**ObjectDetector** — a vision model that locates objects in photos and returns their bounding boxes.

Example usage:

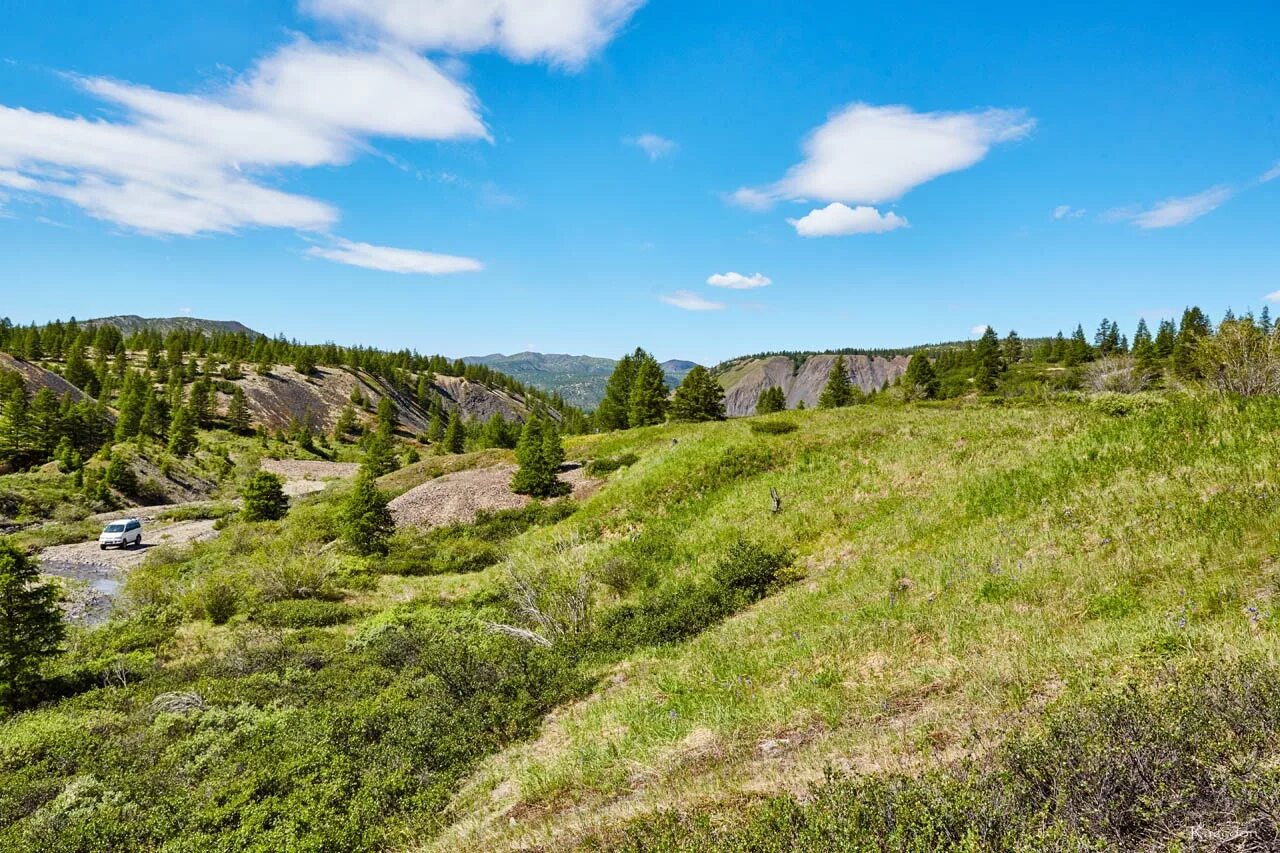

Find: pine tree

[167,406,198,457]
[340,469,394,556]
[0,539,64,709]
[482,413,517,449]
[1065,325,1093,367]
[973,327,1004,392]
[376,396,397,435]
[114,371,146,442]
[755,386,786,415]
[444,410,466,454]
[1260,306,1273,335]
[139,391,169,441]
[242,471,289,522]
[903,352,940,400]
[818,355,856,408]
[597,351,638,431]
[227,386,251,434]
[669,366,726,422]
[628,353,669,426]
[189,377,213,427]
[427,411,446,443]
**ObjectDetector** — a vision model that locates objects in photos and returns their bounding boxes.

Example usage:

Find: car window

[105,523,125,533]
[127,521,139,530]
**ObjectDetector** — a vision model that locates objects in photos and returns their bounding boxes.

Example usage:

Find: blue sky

[1,0,1277,364]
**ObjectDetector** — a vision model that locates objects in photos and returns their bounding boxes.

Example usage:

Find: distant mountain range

[84,315,261,337]
[464,352,697,408]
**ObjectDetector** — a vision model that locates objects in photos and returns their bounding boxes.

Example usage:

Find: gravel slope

[389,463,599,529]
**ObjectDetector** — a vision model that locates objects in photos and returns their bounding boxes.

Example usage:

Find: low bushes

[585,453,639,476]
[749,419,798,435]
[253,599,356,628]
[586,658,1280,852]
[380,500,575,577]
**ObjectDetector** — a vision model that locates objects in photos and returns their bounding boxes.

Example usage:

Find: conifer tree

[427,411,446,443]
[628,354,669,426]
[755,385,786,415]
[669,366,726,422]
[444,410,466,454]
[903,352,940,400]
[189,378,213,427]
[1153,319,1177,359]
[0,539,64,709]
[481,413,517,449]
[511,416,566,497]
[167,406,198,457]
[362,431,395,476]
[1001,331,1023,365]
[973,327,1004,392]
[242,471,289,522]
[227,387,251,434]
[341,469,394,556]
[1064,325,1093,367]
[139,392,169,441]
[1261,306,1273,335]
[1172,306,1212,379]
[376,396,397,435]
[597,351,638,431]
[818,355,855,408]
[114,371,146,442]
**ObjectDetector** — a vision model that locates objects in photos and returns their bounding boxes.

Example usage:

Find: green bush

[254,599,355,628]
[197,577,240,625]
[749,419,798,435]
[586,453,640,476]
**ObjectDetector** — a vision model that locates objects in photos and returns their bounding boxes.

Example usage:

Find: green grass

[4,395,1280,852]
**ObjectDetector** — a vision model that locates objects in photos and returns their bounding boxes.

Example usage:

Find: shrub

[254,599,354,628]
[241,471,289,522]
[749,419,798,435]
[196,577,240,625]
[585,453,640,477]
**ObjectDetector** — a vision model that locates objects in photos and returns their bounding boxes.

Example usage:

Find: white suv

[99,518,143,550]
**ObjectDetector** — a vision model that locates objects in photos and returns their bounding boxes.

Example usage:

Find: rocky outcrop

[719,354,910,416]
[0,353,91,401]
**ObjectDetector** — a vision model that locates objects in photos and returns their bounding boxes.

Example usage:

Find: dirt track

[40,518,220,625]
[260,459,360,496]
[388,463,600,530]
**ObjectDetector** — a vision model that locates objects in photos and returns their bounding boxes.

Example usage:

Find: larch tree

[669,366,726,422]
[818,355,855,408]
[755,385,786,415]
[0,539,64,710]
[903,352,940,400]
[627,353,669,427]
[597,351,638,431]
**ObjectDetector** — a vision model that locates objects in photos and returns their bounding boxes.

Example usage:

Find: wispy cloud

[0,40,486,236]
[788,202,907,237]
[706,271,771,289]
[303,0,647,70]
[307,238,484,275]
[1114,185,1234,229]
[731,103,1033,211]
[626,133,677,161]
[1261,162,1280,184]
[659,290,725,311]
[1265,291,1280,304]
[1053,204,1086,220]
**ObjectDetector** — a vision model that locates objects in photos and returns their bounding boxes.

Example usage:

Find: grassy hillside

[3,393,1280,851]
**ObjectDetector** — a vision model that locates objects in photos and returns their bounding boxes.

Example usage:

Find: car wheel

[100,544,107,550]
[135,536,142,548]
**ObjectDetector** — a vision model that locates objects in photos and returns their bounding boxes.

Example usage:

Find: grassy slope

[433,396,1280,849]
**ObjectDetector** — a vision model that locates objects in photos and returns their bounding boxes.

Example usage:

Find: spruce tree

[167,406,198,457]
[903,352,940,400]
[0,539,64,709]
[1172,306,1212,379]
[596,351,637,431]
[755,385,786,415]
[1001,331,1023,365]
[341,469,394,556]
[628,354,669,426]
[818,355,854,408]
[669,366,726,422]
[1153,319,1177,358]
[444,410,466,454]
[362,431,395,476]
[427,411,446,443]
[241,471,289,522]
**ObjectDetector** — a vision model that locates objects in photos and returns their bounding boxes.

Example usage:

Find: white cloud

[626,133,676,161]
[1053,204,1085,220]
[788,203,908,237]
[971,324,991,336]
[307,239,483,274]
[303,0,645,69]
[733,103,1033,209]
[1265,291,1280,304]
[706,271,771,289]
[1122,186,1234,229]
[659,290,725,311]
[0,40,486,236]
[1261,162,1280,184]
